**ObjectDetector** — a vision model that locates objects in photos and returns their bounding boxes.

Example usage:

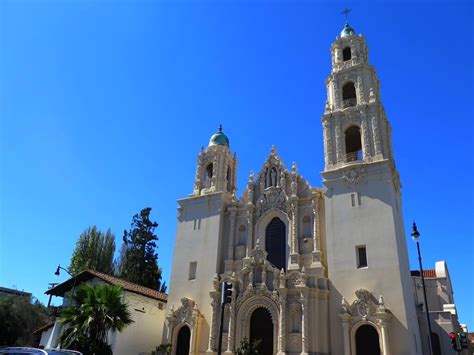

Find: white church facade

[162,22,465,355]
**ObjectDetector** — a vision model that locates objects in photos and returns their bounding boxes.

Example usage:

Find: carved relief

[342,166,367,186]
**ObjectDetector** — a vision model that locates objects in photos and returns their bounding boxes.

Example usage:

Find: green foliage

[68,226,116,276]
[58,283,133,354]
[0,295,51,346]
[119,207,166,292]
[155,343,172,355]
[236,337,260,355]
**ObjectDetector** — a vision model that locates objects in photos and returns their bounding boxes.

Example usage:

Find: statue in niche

[266,167,278,188]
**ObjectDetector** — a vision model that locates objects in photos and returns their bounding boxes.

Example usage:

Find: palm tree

[58,283,134,354]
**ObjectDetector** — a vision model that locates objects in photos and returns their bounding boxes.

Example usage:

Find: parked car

[0,348,82,355]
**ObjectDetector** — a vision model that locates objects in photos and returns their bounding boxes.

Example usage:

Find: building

[41,270,167,355]
[0,286,32,299]
[163,21,467,355]
[411,261,471,355]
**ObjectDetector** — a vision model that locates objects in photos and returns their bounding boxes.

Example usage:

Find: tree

[58,283,133,354]
[119,207,166,292]
[236,338,260,355]
[0,295,51,346]
[69,226,116,276]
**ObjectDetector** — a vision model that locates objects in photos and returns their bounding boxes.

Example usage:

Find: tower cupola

[208,125,230,147]
[192,126,237,196]
[340,22,355,37]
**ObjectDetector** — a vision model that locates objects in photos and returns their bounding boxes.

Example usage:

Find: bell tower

[191,125,237,197]
[322,21,422,355]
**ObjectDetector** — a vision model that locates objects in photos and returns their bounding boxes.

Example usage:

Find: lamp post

[55,264,77,304]
[411,222,433,355]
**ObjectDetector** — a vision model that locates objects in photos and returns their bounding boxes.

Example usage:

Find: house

[41,270,167,355]
[411,261,471,355]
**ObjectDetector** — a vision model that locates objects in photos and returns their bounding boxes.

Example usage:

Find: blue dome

[209,125,230,147]
[341,22,355,38]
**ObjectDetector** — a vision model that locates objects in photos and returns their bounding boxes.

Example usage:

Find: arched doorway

[355,324,381,355]
[265,217,286,270]
[250,307,273,355]
[176,325,191,355]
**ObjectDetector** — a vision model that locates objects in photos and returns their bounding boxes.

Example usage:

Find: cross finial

[341,8,351,22]
[219,124,223,132]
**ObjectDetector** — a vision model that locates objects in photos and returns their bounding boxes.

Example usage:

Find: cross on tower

[341,8,352,22]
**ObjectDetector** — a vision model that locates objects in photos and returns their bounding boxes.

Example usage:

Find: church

[162,21,458,355]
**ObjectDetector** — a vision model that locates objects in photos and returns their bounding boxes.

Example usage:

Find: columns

[226,303,235,353]
[372,115,382,156]
[278,291,287,354]
[290,200,298,254]
[246,208,254,257]
[227,207,237,260]
[323,119,333,167]
[335,121,343,163]
[376,316,392,355]
[207,295,219,352]
[300,295,309,355]
[361,116,371,160]
[340,314,351,355]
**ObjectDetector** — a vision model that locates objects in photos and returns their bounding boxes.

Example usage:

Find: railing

[345,151,362,162]
[343,98,357,108]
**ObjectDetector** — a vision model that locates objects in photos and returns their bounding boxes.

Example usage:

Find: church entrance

[265,217,286,270]
[176,325,190,355]
[355,324,381,355]
[250,307,273,355]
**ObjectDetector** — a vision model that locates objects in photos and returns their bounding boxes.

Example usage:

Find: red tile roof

[46,270,167,302]
[33,321,55,335]
[410,269,437,278]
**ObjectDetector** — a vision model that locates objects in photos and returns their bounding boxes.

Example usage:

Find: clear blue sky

[1,0,473,328]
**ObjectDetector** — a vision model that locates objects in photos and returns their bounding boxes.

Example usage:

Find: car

[0,348,82,355]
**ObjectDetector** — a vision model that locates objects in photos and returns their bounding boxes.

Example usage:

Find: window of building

[188,261,197,280]
[343,47,352,61]
[356,246,368,268]
[204,163,213,188]
[226,166,232,192]
[345,126,362,162]
[342,82,357,108]
[265,217,286,270]
[158,302,164,310]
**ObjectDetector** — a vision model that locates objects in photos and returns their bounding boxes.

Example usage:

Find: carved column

[312,198,319,251]
[340,314,351,355]
[246,208,254,257]
[372,115,382,156]
[227,207,237,260]
[226,300,236,352]
[278,290,287,354]
[361,115,371,160]
[290,200,299,255]
[300,294,309,355]
[335,121,343,163]
[376,314,392,355]
[207,294,219,352]
[323,119,333,167]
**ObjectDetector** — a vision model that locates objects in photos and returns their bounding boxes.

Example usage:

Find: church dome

[341,22,356,37]
[208,125,229,147]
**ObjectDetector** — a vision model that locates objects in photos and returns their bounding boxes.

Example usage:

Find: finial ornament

[341,7,352,22]
[219,124,223,132]
[271,145,277,154]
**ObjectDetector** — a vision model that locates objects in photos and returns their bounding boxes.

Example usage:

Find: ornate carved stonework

[256,186,287,218]
[342,166,367,186]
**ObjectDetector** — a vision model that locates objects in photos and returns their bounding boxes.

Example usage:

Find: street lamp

[411,222,433,355]
[55,265,73,277]
[54,264,77,305]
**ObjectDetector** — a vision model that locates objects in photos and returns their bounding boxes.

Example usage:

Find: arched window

[238,225,247,245]
[265,217,286,270]
[204,163,213,188]
[345,126,362,162]
[343,47,352,61]
[355,324,380,355]
[302,216,311,238]
[176,326,191,355]
[342,82,357,108]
